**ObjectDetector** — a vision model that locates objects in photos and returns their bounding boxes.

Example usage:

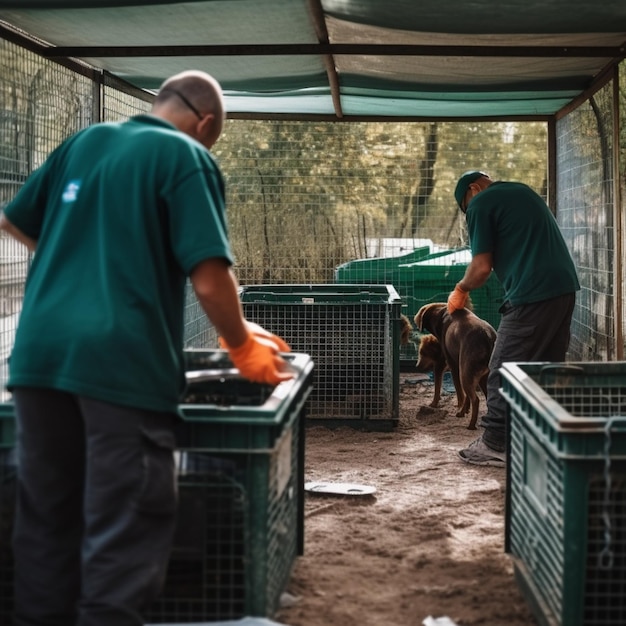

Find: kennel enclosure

[239,283,402,430]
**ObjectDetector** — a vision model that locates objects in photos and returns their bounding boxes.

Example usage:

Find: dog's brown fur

[415,334,449,408]
[414,303,497,429]
[399,314,413,346]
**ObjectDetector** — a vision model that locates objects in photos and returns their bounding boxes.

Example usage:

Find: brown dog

[415,333,449,408]
[414,303,496,429]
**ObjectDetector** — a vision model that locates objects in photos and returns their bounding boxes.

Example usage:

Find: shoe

[458,436,506,468]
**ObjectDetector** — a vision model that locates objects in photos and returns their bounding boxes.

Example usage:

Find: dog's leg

[467,393,480,429]
[430,361,444,407]
[466,370,489,429]
[450,366,466,416]
[479,373,488,400]
[465,372,489,429]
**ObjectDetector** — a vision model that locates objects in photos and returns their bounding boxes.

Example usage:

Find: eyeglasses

[162,88,203,120]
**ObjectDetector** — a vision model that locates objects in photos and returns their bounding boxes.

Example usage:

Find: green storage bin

[0,350,314,624]
[396,247,504,330]
[500,361,626,626]
[334,245,432,283]
[335,247,505,363]
[239,283,402,430]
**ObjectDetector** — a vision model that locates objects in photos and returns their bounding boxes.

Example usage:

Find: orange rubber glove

[242,321,291,352]
[219,325,294,385]
[447,283,469,314]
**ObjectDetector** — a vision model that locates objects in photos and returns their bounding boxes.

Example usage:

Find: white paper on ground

[422,617,459,626]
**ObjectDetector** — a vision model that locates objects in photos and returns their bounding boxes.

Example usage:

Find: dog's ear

[414,304,433,331]
[428,305,447,337]
[414,307,425,331]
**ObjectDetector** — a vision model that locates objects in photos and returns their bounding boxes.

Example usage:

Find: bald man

[0,70,292,626]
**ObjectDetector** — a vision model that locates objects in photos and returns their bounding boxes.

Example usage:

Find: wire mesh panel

[147,457,248,621]
[500,362,626,626]
[238,284,401,429]
[0,38,95,400]
[0,45,152,398]
[0,234,25,401]
[102,72,152,121]
[0,30,624,397]
[214,119,548,287]
[556,80,617,361]
[183,281,218,349]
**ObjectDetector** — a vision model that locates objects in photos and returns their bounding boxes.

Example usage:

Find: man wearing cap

[447,171,579,467]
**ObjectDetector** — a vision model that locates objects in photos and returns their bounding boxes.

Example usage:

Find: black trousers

[11,388,178,626]
[481,292,576,451]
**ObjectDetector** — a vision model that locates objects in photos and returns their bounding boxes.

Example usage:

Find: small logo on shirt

[62,180,81,202]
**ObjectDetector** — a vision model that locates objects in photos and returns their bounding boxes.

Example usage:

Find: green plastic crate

[148,350,313,623]
[0,350,313,624]
[239,283,401,430]
[500,362,626,626]
[335,247,505,363]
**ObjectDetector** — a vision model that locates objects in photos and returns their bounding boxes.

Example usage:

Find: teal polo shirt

[466,181,580,306]
[4,115,233,412]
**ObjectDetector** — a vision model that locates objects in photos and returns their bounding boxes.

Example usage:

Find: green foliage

[213,119,547,282]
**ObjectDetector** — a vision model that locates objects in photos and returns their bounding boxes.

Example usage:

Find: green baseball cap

[454,170,489,211]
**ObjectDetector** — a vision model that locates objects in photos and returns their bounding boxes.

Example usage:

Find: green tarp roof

[0,0,625,119]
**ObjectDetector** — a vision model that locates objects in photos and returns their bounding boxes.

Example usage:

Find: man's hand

[447,283,469,314]
[219,324,294,385]
[243,321,291,352]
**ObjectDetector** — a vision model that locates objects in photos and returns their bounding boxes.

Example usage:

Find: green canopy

[0,0,624,118]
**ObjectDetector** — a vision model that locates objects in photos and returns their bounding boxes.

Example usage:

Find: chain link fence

[0,35,624,396]
[557,75,621,361]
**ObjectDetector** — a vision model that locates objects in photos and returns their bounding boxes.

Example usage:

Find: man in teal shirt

[1,70,292,626]
[447,171,580,468]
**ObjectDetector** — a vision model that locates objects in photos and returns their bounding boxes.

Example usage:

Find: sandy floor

[275,372,538,626]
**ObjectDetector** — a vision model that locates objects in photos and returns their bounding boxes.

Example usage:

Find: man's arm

[447,252,494,313]
[189,257,249,348]
[0,212,37,252]
[457,252,493,292]
[190,257,294,385]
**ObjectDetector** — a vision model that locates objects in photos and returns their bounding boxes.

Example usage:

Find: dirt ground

[275,371,539,626]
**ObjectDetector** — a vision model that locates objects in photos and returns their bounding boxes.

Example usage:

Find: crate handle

[537,364,585,385]
[185,368,242,382]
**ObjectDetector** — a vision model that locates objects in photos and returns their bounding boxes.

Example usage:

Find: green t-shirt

[4,115,233,413]
[466,181,580,306]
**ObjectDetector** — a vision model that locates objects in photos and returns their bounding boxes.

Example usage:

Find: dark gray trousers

[11,388,178,626]
[481,292,576,451]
